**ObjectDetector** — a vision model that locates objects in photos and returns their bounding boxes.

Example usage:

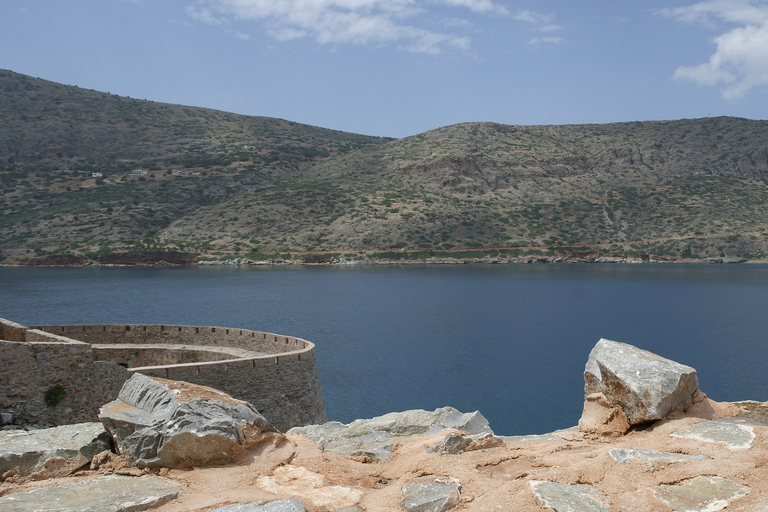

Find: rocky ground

[2,341,768,511]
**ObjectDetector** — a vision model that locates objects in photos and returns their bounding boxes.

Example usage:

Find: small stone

[401,482,462,512]
[530,481,610,512]
[207,499,306,512]
[656,476,749,511]
[609,448,709,465]
[671,419,755,450]
[427,433,471,454]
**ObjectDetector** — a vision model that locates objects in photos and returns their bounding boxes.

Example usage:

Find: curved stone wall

[0,318,326,432]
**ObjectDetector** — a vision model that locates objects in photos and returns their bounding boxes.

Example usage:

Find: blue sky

[2,0,767,138]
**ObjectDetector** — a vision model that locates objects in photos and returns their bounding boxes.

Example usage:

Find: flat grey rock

[530,481,611,512]
[289,407,491,461]
[0,474,180,512]
[401,482,461,512]
[100,374,276,468]
[0,422,110,478]
[656,475,749,511]
[584,338,699,425]
[671,419,756,450]
[208,499,306,511]
[609,448,709,464]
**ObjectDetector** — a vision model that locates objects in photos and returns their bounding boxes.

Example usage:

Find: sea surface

[1,263,767,435]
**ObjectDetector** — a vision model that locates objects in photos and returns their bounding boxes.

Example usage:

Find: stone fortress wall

[0,318,327,432]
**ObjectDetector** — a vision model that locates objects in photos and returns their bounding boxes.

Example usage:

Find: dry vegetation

[2,70,768,264]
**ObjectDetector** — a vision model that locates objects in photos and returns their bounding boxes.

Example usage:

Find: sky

[1,0,767,138]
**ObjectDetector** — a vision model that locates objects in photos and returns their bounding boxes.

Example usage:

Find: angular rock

[208,499,306,512]
[583,338,699,425]
[99,374,277,468]
[655,476,749,511]
[530,481,610,512]
[427,432,503,454]
[0,474,179,512]
[671,419,756,450]
[288,407,491,461]
[609,448,709,465]
[0,422,110,479]
[401,481,461,512]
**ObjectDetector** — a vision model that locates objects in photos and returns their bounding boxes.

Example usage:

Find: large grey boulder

[288,407,491,461]
[583,339,699,425]
[0,474,179,512]
[0,422,110,479]
[99,374,277,468]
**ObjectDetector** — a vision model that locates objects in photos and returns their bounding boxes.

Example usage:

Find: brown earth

[2,393,766,511]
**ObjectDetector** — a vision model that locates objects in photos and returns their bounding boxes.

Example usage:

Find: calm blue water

[1,264,768,435]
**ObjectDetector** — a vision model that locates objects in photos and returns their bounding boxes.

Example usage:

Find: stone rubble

[288,407,491,461]
[1,338,767,511]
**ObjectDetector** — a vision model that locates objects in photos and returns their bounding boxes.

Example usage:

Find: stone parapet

[1,321,326,431]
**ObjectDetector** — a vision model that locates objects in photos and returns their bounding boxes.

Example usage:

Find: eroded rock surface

[655,476,749,511]
[401,481,462,512]
[289,407,491,461]
[0,422,110,479]
[99,374,277,468]
[207,499,307,512]
[0,474,179,512]
[583,338,699,425]
[530,481,610,512]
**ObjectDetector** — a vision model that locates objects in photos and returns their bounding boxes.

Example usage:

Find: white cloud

[527,35,565,47]
[660,0,768,99]
[186,0,532,53]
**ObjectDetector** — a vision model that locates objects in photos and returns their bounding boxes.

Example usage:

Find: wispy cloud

[186,0,553,53]
[511,8,566,46]
[659,0,768,99]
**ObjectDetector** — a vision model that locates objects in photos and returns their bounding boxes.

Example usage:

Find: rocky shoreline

[2,339,767,511]
[2,252,760,268]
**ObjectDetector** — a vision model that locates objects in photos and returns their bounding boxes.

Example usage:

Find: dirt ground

[4,391,766,511]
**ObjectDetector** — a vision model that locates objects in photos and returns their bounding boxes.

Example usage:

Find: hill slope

[2,70,768,264]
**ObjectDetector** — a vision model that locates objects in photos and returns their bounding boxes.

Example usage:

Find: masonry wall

[137,350,326,431]
[31,324,305,355]
[0,330,130,426]
[3,321,327,431]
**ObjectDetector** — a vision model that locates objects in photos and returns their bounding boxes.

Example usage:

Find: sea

[2,263,768,436]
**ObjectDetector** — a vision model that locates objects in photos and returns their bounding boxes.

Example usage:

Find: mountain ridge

[1,69,767,265]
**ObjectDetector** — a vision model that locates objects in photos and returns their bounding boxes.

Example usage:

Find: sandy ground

[2,393,767,511]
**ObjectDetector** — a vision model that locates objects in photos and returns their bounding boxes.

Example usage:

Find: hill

[1,70,768,264]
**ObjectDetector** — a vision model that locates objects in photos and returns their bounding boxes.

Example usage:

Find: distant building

[92,172,103,178]
[130,169,148,176]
